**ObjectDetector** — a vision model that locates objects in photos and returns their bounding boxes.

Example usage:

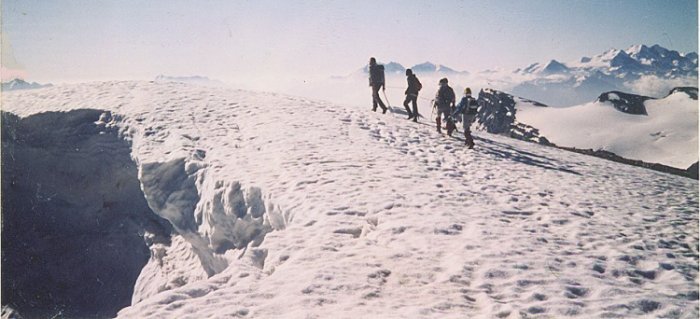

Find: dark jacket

[405,74,422,95]
[369,64,385,87]
[436,85,455,107]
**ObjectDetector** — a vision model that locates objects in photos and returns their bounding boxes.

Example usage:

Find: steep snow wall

[131,158,290,303]
[1,110,173,318]
[0,108,292,316]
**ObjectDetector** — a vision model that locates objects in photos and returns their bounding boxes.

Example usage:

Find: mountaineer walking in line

[452,87,479,148]
[433,78,456,135]
[368,57,388,114]
[403,69,422,122]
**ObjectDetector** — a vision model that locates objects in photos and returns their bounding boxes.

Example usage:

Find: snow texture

[515,89,698,169]
[2,81,698,319]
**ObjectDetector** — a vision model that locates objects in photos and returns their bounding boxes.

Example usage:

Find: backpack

[370,64,385,85]
[416,78,422,91]
[466,98,479,114]
[438,86,455,105]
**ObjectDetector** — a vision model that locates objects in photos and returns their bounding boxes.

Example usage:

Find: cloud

[624,75,699,97]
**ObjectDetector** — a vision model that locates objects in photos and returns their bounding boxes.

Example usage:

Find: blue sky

[2,0,698,82]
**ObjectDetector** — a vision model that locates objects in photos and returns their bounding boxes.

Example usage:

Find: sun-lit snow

[515,91,698,169]
[2,81,698,318]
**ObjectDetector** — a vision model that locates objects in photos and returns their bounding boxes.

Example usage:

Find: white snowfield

[514,91,699,169]
[2,82,698,318]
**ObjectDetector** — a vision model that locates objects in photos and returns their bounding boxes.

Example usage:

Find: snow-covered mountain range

[516,45,697,78]
[1,78,52,91]
[512,44,698,106]
[359,61,467,76]
[1,81,698,318]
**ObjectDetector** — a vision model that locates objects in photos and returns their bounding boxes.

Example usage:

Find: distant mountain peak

[384,62,407,74]
[650,44,670,56]
[411,61,459,74]
[361,61,405,74]
[610,50,642,69]
[542,60,569,74]
[1,78,52,91]
[517,60,569,75]
[627,44,650,55]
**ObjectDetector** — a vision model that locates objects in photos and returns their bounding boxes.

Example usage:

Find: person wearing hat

[368,57,388,114]
[433,78,456,135]
[403,69,422,121]
[453,87,479,148]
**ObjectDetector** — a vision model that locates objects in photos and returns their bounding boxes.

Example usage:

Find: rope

[384,85,433,101]
[381,89,395,116]
[382,89,392,107]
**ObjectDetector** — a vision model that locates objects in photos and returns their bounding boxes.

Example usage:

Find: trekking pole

[382,90,393,113]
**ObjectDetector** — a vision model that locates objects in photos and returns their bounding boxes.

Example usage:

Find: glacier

[1,81,698,318]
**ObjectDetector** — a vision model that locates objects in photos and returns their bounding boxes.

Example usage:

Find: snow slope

[2,82,698,318]
[513,89,698,169]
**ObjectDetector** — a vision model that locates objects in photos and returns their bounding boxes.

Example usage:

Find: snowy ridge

[669,87,698,100]
[596,91,653,115]
[2,82,698,318]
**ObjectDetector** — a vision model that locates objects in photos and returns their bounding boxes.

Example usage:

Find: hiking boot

[382,107,388,114]
[413,117,418,123]
[372,107,377,112]
[407,112,414,119]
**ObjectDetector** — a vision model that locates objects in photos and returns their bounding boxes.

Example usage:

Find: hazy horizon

[2,0,698,84]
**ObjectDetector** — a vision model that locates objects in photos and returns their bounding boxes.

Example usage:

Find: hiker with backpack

[433,78,456,135]
[403,69,422,122]
[452,87,479,148]
[368,57,388,114]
